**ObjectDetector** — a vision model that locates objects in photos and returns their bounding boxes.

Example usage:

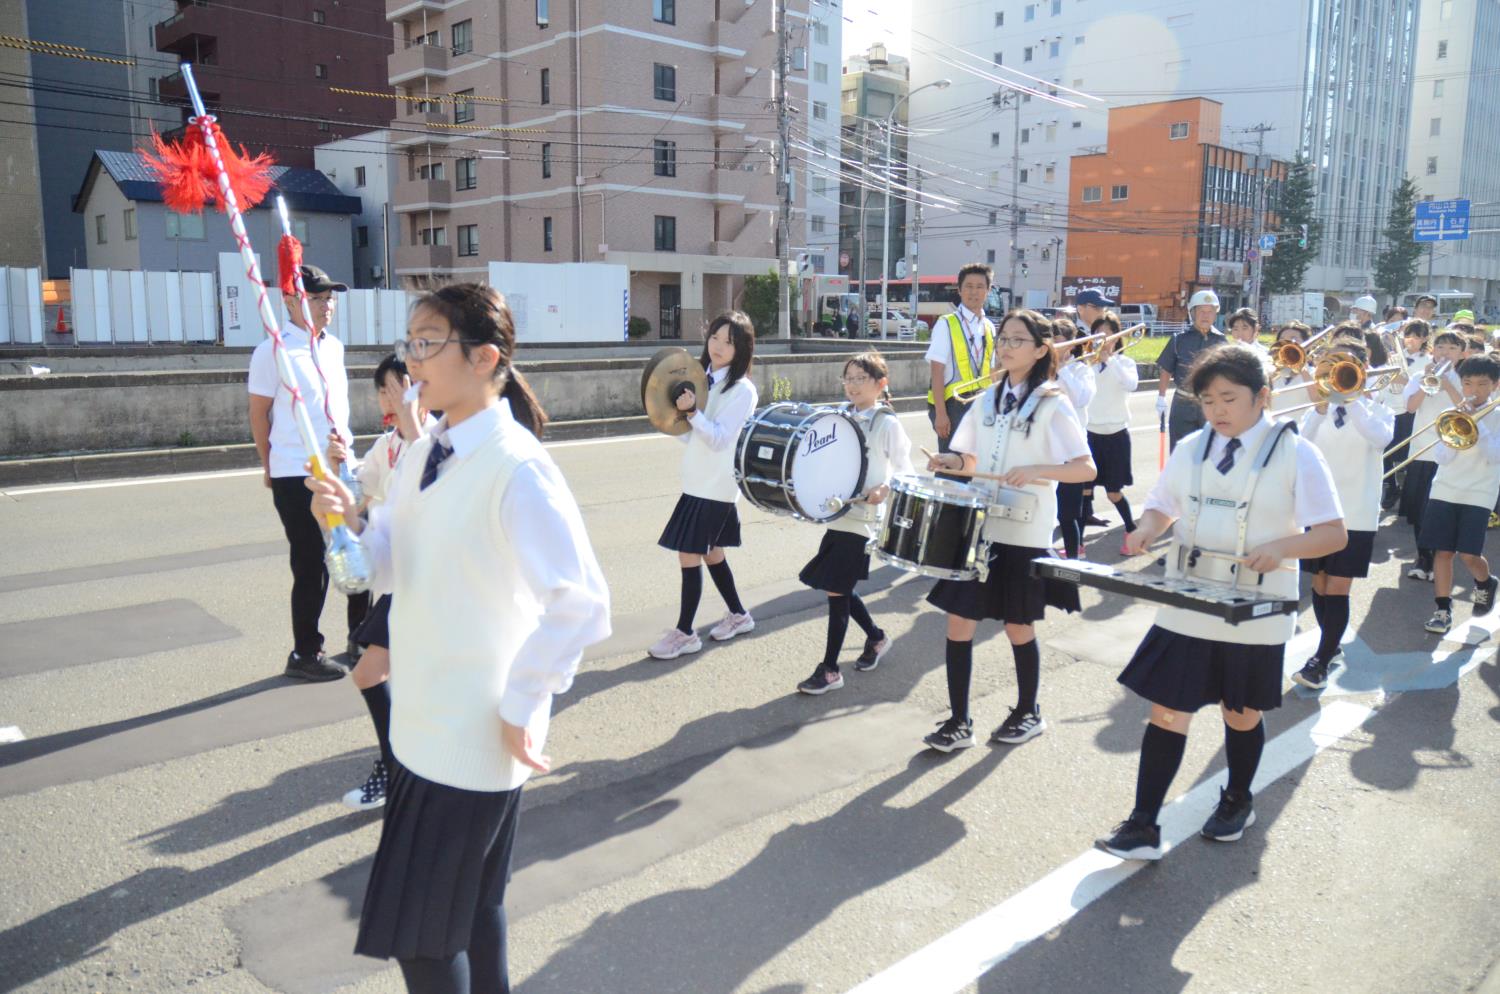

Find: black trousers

[928,396,972,483]
[1386,411,1415,481]
[1167,393,1204,452]
[270,475,371,656]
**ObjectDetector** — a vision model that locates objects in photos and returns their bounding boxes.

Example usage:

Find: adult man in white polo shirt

[248,264,366,682]
[926,262,996,462]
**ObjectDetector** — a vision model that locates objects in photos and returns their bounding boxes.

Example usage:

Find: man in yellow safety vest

[926,262,997,458]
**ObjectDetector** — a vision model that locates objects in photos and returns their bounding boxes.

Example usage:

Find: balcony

[156,69,219,111]
[397,103,449,129]
[388,43,449,85]
[709,17,766,59]
[710,165,765,203]
[393,177,453,211]
[155,1,215,54]
[386,0,451,22]
[710,209,773,257]
[395,243,454,272]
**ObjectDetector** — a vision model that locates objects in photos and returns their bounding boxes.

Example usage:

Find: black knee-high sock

[823,597,851,671]
[359,682,393,768]
[945,639,973,722]
[706,559,746,615]
[1316,594,1350,661]
[1060,516,1082,558]
[1012,639,1041,713]
[677,565,703,634]
[1133,723,1188,823]
[847,593,878,638]
[398,954,469,994]
[1311,589,1326,627]
[1110,494,1136,532]
[1224,719,1265,794]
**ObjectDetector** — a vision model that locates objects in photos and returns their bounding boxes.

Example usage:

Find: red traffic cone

[54,306,68,337]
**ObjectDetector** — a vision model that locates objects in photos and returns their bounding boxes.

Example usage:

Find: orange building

[1066,98,1289,322]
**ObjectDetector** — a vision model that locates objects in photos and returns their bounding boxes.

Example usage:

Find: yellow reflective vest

[927,311,995,403]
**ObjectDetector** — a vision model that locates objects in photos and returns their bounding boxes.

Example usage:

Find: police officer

[1155,289,1228,450]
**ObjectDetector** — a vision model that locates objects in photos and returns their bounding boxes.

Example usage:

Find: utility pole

[1242,122,1274,316]
[911,171,923,318]
[774,0,792,338]
[854,119,867,325]
[1008,92,1021,309]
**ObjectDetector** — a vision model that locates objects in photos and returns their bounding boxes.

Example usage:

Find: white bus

[1401,290,1476,326]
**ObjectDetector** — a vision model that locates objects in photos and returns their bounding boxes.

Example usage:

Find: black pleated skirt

[1117,625,1285,713]
[799,530,871,595]
[352,594,392,649]
[1087,428,1134,492]
[1400,460,1438,529]
[658,494,743,554]
[1300,529,1375,579]
[926,543,1080,624]
[354,764,523,961]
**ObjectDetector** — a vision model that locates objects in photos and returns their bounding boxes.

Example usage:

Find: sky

[838,0,911,59]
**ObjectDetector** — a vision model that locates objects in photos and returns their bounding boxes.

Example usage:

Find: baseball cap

[298,265,349,293]
[1074,288,1115,307]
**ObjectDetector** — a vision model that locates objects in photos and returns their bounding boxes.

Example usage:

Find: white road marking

[0,726,25,744]
[843,700,1377,994]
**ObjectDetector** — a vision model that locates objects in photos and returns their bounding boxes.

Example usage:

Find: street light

[880,78,950,339]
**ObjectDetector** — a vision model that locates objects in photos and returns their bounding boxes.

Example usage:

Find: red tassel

[278,234,304,296]
[143,118,274,214]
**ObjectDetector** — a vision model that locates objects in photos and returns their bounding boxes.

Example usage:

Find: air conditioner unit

[371,265,384,279]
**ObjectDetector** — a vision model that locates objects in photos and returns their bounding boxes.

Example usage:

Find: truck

[1269,292,1325,328]
[807,273,859,335]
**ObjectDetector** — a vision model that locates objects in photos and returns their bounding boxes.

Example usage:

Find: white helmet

[1352,295,1379,315]
[1188,289,1220,311]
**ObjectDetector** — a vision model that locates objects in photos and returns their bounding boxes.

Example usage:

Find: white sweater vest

[830,407,899,539]
[1384,353,1429,414]
[968,387,1064,549]
[1303,405,1383,531]
[1411,370,1457,465]
[681,376,758,503]
[1157,426,1302,645]
[1430,408,1500,509]
[1087,358,1137,433]
[387,420,548,791]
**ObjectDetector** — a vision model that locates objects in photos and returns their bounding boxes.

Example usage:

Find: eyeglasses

[840,375,873,386]
[996,336,1033,349]
[395,335,458,363]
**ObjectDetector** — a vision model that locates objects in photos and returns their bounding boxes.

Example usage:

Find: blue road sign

[1258,234,1277,252]
[1414,199,1470,242]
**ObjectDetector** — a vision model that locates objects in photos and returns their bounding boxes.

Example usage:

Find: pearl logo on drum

[802,422,839,457]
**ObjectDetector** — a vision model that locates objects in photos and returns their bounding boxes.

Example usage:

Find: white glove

[1156,394,1170,414]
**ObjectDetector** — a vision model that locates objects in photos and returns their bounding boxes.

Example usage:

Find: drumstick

[920,447,1010,484]
[1190,548,1298,573]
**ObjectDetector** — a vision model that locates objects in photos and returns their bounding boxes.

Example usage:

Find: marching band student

[1268,321,1314,419]
[649,312,759,660]
[1293,340,1394,689]
[1402,330,1466,581]
[922,309,1095,751]
[796,351,915,694]
[307,283,610,994]
[325,354,431,810]
[1419,354,1500,635]
[1227,307,1268,359]
[1097,343,1346,860]
[1382,320,1431,509]
[1083,312,1140,555]
[1052,318,1097,559]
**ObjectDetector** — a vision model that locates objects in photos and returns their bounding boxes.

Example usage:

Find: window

[654,215,676,252]
[654,0,675,24]
[1041,246,1050,261]
[418,162,446,180]
[1071,120,1082,129]
[166,210,205,239]
[312,9,325,24]
[314,63,328,79]
[456,157,477,190]
[1020,127,1030,143]
[95,214,106,244]
[318,121,330,132]
[1019,168,1029,183]
[1082,185,1102,203]
[995,11,1004,26]
[451,19,472,54]
[457,224,478,256]
[1111,184,1128,200]
[354,166,367,187]
[356,225,370,248]
[418,226,446,246]
[1024,46,1034,62]
[540,67,551,105]
[541,142,553,178]
[991,131,1000,147]
[1051,0,1061,12]
[123,208,136,241]
[1049,40,1059,58]
[1045,123,1056,141]
[989,170,1001,187]
[993,51,1003,65]
[813,21,829,45]
[1016,248,1026,261]
[1433,78,1444,98]
[1437,40,1447,59]
[810,216,825,234]
[1074,35,1085,44]
[1169,122,1189,139]
[453,88,474,124]
[986,248,996,264]
[654,139,677,177]
[537,0,549,26]
[1430,117,1441,137]
[1440,0,1453,17]
[543,217,553,252]
[1024,3,1036,21]
[812,177,827,196]
[1019,209,1028,224]
[988,210,998,225]
[1426,156,1438,175]
[653,63,676,101]
[1044,164,1055,182]
[814,62,828,83]
[292,219,310,246]
[813,101,827,121]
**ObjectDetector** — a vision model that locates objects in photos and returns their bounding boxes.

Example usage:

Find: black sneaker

[284,650,345,682]
[1096,816,1163,860]
[1380,485,1399,511]
[1085,515,1110,528]
[1474,576,1499,616]
[923,717,974,752]
[989,706,1046,745]
[342,759,388,811]
[1201,787,1256,842]
[854,632,890,672]
[1292,654,1336,690]
[797,663,845,696]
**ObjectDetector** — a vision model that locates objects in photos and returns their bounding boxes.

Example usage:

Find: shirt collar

[708,365,728,386]
[957,304,981,326]
[1212,412,1272,455]
[433,399,507,458]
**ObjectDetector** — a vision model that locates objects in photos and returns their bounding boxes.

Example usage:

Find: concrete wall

[0,350,935,458]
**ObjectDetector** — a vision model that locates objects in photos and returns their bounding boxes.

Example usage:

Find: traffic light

[1298,223,1308,249]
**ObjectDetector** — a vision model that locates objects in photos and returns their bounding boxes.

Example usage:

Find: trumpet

[1268,324,1337,374]
[1383,396,1500,480]
[1419,359,1453,396]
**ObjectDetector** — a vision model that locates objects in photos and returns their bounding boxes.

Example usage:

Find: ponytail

[501,368,548,438]
[844,350,893,406]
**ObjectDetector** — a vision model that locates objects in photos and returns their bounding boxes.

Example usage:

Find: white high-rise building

[1405,0,1500,315]
[801,0,843,274]
[907,1,1418,309]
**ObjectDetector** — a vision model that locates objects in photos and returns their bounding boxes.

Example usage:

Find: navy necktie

[1216,437,1241,475]
[1001,392,1017,415]
[419,439,453,491]
[1333,405,1347,428]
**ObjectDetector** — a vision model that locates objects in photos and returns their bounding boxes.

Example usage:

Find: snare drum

[736,403,868,523]
[874,475,989,580]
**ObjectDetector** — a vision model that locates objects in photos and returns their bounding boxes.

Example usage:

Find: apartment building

[802,1,843,276]
[384,0,807,340]
[838,45,910,298]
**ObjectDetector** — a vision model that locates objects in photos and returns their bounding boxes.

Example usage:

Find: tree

[739,270,797,337]
[1262,155,1321,295]
[1373,175,1425,304]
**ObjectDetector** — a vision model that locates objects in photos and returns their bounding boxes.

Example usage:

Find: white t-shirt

[247,327,352,478]
[950,380,1091,465]
[924,306,992,383]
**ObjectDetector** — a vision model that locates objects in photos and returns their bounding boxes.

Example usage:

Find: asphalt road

[2,390,1498,994]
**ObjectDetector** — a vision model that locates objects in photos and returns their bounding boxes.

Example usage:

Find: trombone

[1268,324,1337,374]
[1383,396,1500,480]
[951,322,1149,400]
[1077,322,1148,364]
[1269,354,1401,401]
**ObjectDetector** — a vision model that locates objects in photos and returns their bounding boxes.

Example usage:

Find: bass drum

[735,403,867,523]
[874,475,989,580]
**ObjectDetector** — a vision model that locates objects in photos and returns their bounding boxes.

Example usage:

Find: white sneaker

[709,611,755,641]
[648,628,703,659]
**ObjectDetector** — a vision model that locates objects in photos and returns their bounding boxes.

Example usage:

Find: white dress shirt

[247,327,352,478]
[1298,396,1396,450]
[924,305,991,382]
[1056,360,1097,412]
[950,380,1091,464]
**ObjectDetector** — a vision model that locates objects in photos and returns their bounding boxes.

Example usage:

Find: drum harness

[1179,421,1298,590]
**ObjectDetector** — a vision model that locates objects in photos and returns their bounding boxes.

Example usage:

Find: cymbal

[641,347,707,436]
